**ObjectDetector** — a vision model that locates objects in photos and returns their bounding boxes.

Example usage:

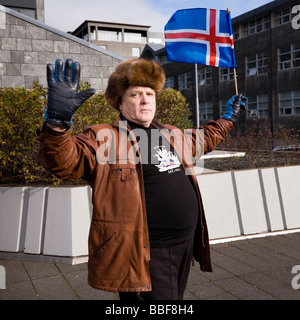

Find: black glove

[222,93,247,124]
[45,59,95,128]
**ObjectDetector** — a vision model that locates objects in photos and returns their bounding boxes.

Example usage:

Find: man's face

[119,86,156,127]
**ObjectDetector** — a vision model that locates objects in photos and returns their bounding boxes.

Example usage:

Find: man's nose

[140,92,150,104]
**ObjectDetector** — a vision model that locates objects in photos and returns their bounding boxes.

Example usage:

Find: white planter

[0,185,92,257]
[0,165,300,260]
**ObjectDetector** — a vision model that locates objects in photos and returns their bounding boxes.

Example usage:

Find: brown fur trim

[105,59,165,110]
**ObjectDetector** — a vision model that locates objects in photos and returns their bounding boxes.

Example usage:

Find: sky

[44,0,274,33]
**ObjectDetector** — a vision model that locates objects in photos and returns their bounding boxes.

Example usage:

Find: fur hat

[105,58,165,110]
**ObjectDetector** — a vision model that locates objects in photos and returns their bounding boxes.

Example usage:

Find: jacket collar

[111,114,168,132]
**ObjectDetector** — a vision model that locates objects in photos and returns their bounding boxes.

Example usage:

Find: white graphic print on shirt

[153,146,181,172]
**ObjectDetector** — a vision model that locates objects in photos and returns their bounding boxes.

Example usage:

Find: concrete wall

[0,5,125,90]
[1,166,300,261]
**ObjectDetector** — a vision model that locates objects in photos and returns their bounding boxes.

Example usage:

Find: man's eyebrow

[130,89,142,94]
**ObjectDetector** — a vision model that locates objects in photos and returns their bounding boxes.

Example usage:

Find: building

[71,20,164,60]
[0,0,44,22]
[141,0,300,133]
[0,4,124,90]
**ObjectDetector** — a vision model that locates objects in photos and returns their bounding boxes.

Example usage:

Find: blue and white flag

[164,8,236,68]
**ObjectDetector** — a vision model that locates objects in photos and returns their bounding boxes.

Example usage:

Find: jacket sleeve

[200,118,233,154]
[36,124,99,181]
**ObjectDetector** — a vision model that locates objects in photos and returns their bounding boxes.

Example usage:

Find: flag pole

[227,8,238,96]
[234,69,238,95]
[195,63,200,127]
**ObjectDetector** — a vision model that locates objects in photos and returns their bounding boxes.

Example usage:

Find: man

[37,58,246,300]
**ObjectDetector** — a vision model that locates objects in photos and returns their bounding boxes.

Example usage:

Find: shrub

[156,88,193,130]
[0,83,46,184]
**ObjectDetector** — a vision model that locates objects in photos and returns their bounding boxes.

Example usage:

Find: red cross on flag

[164,8,236,68]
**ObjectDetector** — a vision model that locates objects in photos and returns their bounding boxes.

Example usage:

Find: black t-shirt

[126,119,199,248]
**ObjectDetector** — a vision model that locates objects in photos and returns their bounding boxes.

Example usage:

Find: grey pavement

[1,231,300,300]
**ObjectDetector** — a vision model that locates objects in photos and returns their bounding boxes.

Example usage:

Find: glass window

[264,15,271,29]
[249,20,256,34]
[124,30,147,43]
[279,91,300,115]
[198,67,212,86]
[90,26,96,41]
[220,99,228,117]
[179,72,192,90]
[220,68,234,81]
[199,101,213,120]
[274,6,294,26]
[164,77,174,88]
[233,26,240,40]
[247,95,268,118]
[132,47,141,57]
[256,18,263,33]
[242,23,249,37]
[239,15,270,38]
[278,42,300,70]
[6,7,36,19]
[98,28,122,42]
[246,52,268,76]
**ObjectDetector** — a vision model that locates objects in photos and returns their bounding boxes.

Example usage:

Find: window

[124,31,147,43]
[242,23,249,37]
[247,95,268,118]
[198,67,212,86]
[83,32,89,41]
[246,51,268,76]
[132,47,141,57]
[249,20,256,35]
[279,91,300,115]
[220,100,228,117]
[278,42,300,70]
[90,26,96,41]
[179,72,192,89]
[6,7,36,19]
[199,101,213,120]
[241,15,270,38]
[159,55,169,65]
[164,77,174,88]
[98,28,122,42]
[233,26,240,40]
[274,5,295,26]
[220,68,234,81]
[149,38,163,44]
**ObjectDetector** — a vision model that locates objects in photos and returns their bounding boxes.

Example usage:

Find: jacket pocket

[88,227,133,280]
[110,164,137,182]
[92,232,116,258]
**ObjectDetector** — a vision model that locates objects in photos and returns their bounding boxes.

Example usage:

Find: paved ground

[0,231,300,300]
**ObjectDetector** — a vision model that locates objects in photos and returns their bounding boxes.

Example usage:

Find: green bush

[0,83,193,185]
[0,83,46,184]
[156,88,193,130]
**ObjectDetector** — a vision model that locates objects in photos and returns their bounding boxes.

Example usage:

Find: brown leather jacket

[37,117,233,292]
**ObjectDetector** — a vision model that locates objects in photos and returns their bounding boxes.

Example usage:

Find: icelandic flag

[164,8,236,68]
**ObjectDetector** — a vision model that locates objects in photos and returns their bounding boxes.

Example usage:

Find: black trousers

[119,237,193,300]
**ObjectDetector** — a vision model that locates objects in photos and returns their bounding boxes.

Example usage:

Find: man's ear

[118,97,123,111]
